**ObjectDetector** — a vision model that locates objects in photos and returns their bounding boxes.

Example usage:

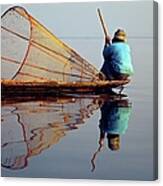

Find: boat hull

[1,79,130,97]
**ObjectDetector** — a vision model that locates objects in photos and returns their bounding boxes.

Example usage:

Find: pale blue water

[1,38,155,180]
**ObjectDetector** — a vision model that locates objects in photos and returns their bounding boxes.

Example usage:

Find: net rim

[1,6,32,80]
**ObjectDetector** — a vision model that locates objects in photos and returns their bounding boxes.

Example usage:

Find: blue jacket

[101,42,134,77]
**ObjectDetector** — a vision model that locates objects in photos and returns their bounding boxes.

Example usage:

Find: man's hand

[105,35,111,45]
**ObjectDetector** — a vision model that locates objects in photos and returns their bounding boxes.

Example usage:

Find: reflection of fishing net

[1,96,101,170]
[1,6,99,82]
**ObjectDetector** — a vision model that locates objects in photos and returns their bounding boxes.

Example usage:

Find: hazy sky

[1,1,154,72]
[1,1,153,38]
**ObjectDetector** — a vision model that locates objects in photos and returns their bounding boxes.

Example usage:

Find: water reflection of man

[99,98,132,151]
[91,97,132,171]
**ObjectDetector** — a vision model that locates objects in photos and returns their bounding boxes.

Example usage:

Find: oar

[97,8,111,44]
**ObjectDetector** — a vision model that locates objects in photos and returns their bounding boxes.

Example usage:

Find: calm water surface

[1,39,154,180]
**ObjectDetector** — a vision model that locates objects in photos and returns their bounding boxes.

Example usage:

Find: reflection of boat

[1,6,130,97]
[1,95,104,170]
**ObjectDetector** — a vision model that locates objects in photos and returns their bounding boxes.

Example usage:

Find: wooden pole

[97,8,111,41]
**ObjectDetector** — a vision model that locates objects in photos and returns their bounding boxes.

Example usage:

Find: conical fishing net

[1,6,99,82]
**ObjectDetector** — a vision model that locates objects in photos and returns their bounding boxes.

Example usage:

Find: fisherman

[100,29,134,80]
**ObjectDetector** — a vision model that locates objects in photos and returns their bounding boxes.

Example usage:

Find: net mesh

[1,6,100,82]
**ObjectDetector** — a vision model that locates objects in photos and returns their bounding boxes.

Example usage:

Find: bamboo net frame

[1,6,100,82]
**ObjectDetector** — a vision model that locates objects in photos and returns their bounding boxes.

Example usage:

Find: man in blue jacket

[100,29,134,80]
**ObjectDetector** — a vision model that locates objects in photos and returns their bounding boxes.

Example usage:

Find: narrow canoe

[1,79,130,97]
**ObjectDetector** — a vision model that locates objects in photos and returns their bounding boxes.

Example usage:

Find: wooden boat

[1,79,130,97]
[1,7,131,98]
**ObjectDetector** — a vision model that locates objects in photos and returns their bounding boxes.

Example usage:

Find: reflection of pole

[91,143,104,172]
